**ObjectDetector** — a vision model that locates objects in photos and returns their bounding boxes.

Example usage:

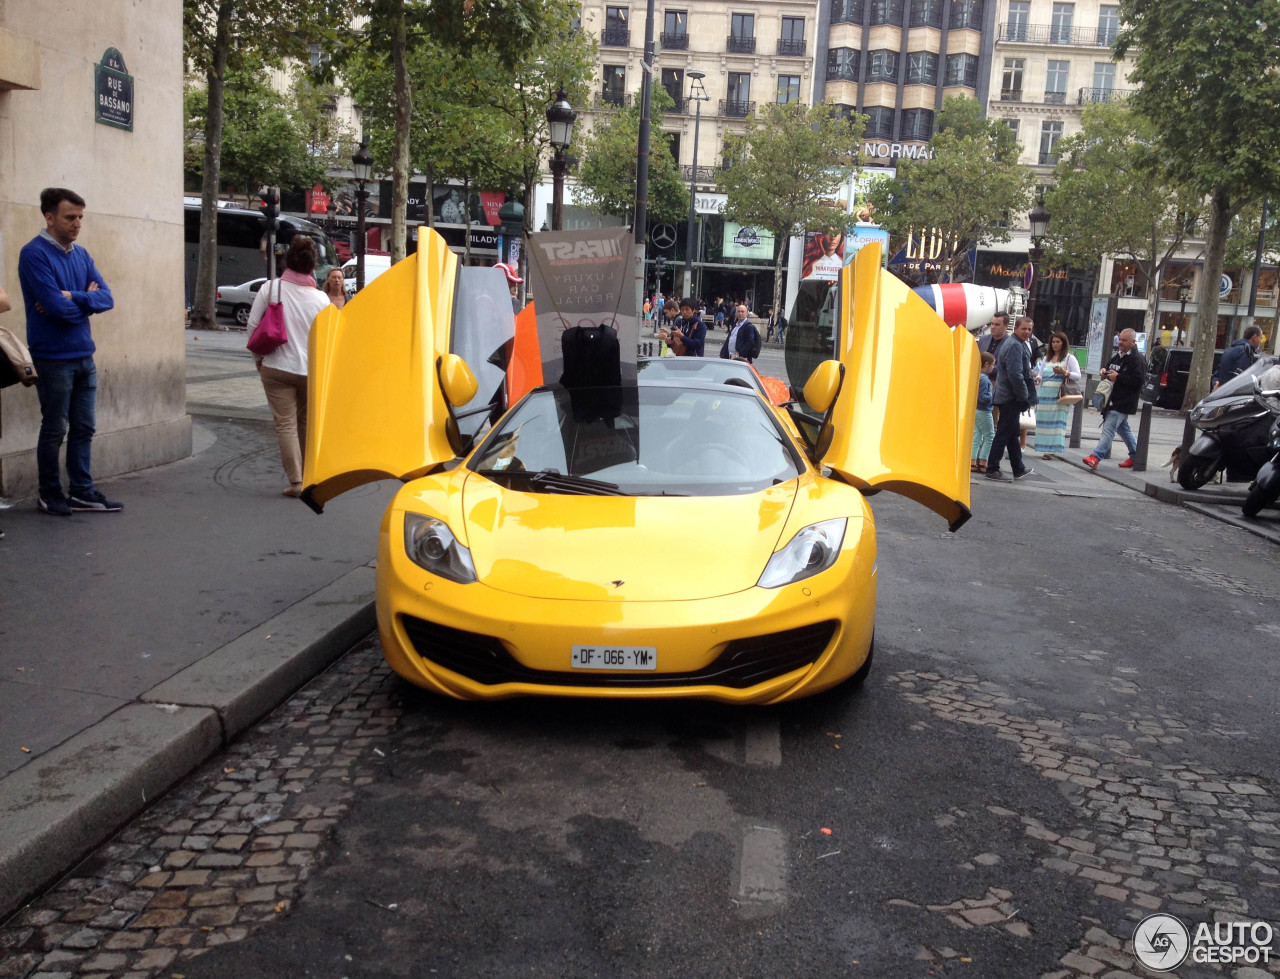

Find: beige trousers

[259,365,307,484]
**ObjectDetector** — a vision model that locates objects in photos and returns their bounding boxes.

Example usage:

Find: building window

[906,52,938,85]
[1001,59,1024,100]
[1093,62,1116,92]
[1006,1,1029,40]
[601,65,626,105]
[1004,118,1020,141]
[827,48,860,82]
[830,0,865,24]
[664,131,680,163]
[661,68,684,111]
[777,75,802,104]
[570,6,581,31]
[778,16,805,55]
[1097,4,1119,44]
[910,0,943,28]
[661,10,688,48]
[1039,120,1063,163]
[1045,60,1068,103]
[728,12,755,52]
[1050,2,1074,43]
[603,6,630,45]
[724,71,751,115]
[902,108,934,140]
[949,0,982,30]
[944,53,978,87]
[869,0,904,25]
[866,50,899,82]
[865,105,895,138]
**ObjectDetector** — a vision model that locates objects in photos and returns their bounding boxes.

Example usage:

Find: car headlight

[403,514,476,583]
[758,518,847,589]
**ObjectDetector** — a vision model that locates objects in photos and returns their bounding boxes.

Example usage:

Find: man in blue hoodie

[19,188,119,515]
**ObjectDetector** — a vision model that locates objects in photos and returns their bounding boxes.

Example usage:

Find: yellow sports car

[301,232,977,703]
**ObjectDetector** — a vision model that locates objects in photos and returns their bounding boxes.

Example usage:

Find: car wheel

[1177,449,1221,490]
[234,304,251,327]
[1242,480,1279,518]
[848,634,874,687]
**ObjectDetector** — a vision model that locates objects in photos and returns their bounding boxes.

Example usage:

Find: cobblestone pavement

[0,638,400,979]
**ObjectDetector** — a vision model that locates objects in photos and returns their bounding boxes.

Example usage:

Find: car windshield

[636,357,765,397]
[468,384,803,496]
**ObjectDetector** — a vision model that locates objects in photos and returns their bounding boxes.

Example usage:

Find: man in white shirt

[719,303,760,363]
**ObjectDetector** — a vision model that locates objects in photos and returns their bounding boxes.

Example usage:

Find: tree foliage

[864,96,1033,282]
[1044,102,1201,340]
[716,101,866,316]
[1118,0,1280,406]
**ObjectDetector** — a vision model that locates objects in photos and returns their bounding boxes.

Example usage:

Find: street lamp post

[1026,191,1050,330]
[352,139,374,292]
[546,89,577,231]
[1179,282,1194,345]
[681,71,709,298]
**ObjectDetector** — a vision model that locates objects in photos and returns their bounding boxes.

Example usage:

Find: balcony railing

[998,23,1120,45]
[776,38,805,56]
[601,27,631,46]
[999,88,1023,102]
[726,34,756,53]
[664,94,687,114]
[720,98,755,118]
[660,31,688,49]
[1038,150,1059,165]
[595,91,632,109]
[1043,91,1067,105]
[1078,86,1133,104]
[681,164,724,183]
[827,63,859,82]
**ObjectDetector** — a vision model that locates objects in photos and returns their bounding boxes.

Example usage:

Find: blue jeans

[1093,409,1137,461]
[33,356,97,498]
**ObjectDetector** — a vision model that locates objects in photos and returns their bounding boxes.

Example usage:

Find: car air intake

[400,616,838,689]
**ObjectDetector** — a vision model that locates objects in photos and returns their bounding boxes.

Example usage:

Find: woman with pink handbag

[245,237,329,497]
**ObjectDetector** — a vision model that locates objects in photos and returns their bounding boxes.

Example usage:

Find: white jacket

[247,277,330,376]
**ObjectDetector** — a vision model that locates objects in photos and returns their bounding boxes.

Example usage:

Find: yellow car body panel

[302,230,463,511]
[377,472,876,704]
[822,242,980,531]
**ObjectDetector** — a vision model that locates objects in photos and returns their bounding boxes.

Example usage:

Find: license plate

[570,645,657,671]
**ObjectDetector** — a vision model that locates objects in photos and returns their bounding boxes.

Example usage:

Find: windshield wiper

[475,468,628,496]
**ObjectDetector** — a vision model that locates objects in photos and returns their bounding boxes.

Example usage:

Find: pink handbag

[246,279,288,356]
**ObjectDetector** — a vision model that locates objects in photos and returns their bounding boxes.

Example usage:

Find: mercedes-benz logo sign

[1132,914,1190,972]
[650,224,677,250]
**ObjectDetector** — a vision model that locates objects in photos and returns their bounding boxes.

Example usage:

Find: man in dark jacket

[1213,325,1263,389]
[661,298,706,356]
[1083,328,1147,470]
[720,303,759,363]
[986,317,1038,481]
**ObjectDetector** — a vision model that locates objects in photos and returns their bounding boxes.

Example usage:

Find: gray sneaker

[985,469,1010,481]
[1013,467,1037,479]
[37,494,72,516]
[68,489,124,512]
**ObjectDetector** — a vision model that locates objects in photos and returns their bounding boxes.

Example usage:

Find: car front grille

[400,616,837,689]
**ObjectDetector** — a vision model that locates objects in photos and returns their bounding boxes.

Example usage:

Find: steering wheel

[666,434,751,474]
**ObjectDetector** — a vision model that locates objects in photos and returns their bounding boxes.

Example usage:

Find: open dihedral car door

[821,242,979,532]
[301,229,461,513]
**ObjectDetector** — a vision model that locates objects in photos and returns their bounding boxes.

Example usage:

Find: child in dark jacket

[971,351,996,472]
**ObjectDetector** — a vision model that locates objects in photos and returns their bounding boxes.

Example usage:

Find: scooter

[1241,378,1280,517]
[1178,357,1280,489]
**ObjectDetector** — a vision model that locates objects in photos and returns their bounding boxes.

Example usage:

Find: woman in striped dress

[1033,331,1082,459]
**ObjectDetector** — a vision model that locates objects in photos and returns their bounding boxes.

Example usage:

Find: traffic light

[654,256,667,273]
[259,187,279,221]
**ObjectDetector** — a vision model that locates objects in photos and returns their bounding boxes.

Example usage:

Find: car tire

[848,634,875,687]
[1177,449,1221,490]
[234,304,251,327]
[1242,480,1278,518]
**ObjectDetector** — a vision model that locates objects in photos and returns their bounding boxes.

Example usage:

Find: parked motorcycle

[1178,356,1280,489]
[1242,374,1280,518]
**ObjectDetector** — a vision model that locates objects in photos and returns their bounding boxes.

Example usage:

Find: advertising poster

[803,231,846,280]
[722,222,776,261]
[1086,296,1110,375]
[526,228,638,384]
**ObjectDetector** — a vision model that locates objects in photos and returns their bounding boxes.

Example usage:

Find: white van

[342,254,392,296]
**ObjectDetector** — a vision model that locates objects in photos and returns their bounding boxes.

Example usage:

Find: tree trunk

[773,236,786,323]
[1182,189,1233,410]
[390,3,410,263]
[462,176,472,267]
[424,165,434,228]
[1140,260,1160,352]
[189,4,234,332]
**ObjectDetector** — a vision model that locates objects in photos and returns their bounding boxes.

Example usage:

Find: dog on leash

[1164,446,1223,483]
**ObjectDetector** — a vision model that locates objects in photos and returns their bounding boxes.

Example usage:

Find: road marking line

[738,823,787,905]
[743,717,781,768]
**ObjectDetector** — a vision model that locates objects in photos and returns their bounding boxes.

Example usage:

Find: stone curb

[0,565,377,920]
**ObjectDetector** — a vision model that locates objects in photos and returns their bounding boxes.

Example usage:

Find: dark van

[1141,346,1223,408]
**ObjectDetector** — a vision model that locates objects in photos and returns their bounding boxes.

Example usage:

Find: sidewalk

[0,327,394,918]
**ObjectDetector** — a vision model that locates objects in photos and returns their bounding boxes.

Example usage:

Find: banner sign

[723,222,775,261]
[803,231,845,280]
[526,228,638,384]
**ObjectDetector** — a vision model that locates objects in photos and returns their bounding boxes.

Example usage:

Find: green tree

[864,96,1033,283]
[716,101,866,317]
[1118,0,1280,407]
[1044,102,1202,345]
[576,88,686,225]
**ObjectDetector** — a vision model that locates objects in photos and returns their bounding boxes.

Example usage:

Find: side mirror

[803,359,844,414]
[438,353,478,407]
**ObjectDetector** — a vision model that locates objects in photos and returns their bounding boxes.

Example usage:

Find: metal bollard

[1069,377,1092,449]
[1133,402,1153,472]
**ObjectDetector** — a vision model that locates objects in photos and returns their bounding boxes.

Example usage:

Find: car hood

[459,474,798,601]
